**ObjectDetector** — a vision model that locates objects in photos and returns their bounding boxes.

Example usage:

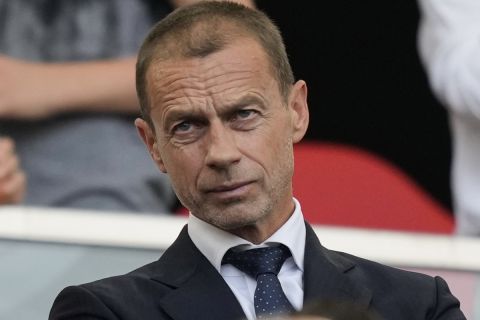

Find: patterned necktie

[222,245,295,319]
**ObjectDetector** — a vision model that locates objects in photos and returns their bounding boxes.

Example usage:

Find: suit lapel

[303,223,372,310]
[151,226,246,320]
[147,222,372,319]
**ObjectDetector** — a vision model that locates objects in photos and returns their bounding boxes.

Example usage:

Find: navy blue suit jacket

[49,223,465,319]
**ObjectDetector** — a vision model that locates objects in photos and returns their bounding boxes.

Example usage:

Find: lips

[203,181,254,199]
[206,181,252,192]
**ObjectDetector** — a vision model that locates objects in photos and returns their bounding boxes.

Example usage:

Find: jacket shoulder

[49,259,173,320]
[327,249,464,319]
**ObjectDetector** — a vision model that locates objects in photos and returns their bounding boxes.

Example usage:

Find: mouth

[204,181,255,200]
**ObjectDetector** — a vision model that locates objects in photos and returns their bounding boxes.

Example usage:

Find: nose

[205,121,242,169]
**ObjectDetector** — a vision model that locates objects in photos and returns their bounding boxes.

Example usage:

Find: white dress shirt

[418,0,480,235]
[188,198,306,320]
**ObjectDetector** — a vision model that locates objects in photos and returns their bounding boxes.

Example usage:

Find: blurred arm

[418,0,480,120]
[0,55,139,120]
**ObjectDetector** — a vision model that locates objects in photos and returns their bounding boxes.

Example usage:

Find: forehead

[145,38,278,113]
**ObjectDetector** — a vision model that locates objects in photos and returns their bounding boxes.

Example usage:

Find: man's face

[136,38,308,241]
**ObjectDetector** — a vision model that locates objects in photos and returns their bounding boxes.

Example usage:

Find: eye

[169,119,206,144]
[230,109,262,131]
[173,121,193,133]
[234,109,257,120]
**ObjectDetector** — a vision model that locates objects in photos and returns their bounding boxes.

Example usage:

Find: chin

[206,202,272,232]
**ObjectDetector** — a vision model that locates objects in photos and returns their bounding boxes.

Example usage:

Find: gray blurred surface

[0,239,161,320]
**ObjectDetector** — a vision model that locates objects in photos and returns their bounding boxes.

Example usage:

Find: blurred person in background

[0,0,176,213]
[0,0,251,213]
[418,0,480,236]
[0,137,25,204]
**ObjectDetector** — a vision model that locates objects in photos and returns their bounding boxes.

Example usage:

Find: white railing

[1,205,480,271]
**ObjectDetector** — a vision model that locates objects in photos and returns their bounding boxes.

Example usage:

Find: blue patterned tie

[222,245,295,319]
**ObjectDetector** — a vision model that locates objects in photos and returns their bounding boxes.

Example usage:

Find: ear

[134,118,167,173]
[288,80,309,143]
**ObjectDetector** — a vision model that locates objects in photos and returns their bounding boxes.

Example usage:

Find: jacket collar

[150,225,246,320]
[303,222,372,310]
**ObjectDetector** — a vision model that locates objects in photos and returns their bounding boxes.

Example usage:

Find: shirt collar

[188,198,306,273]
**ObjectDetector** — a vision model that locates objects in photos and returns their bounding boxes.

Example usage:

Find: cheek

[239,128,292,176]
[266,124,295,180]
[161,146,203,190]
[165,162,198,207]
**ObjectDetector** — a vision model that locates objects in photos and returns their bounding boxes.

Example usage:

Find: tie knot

[222,245,292,279]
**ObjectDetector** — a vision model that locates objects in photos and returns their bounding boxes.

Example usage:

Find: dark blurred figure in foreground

[286,300,381,320]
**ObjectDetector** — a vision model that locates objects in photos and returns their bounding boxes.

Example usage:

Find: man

[49,2,466,319]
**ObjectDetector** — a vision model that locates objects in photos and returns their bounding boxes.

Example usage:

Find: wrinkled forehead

[148,38,267,80]
[145,38,277,111]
